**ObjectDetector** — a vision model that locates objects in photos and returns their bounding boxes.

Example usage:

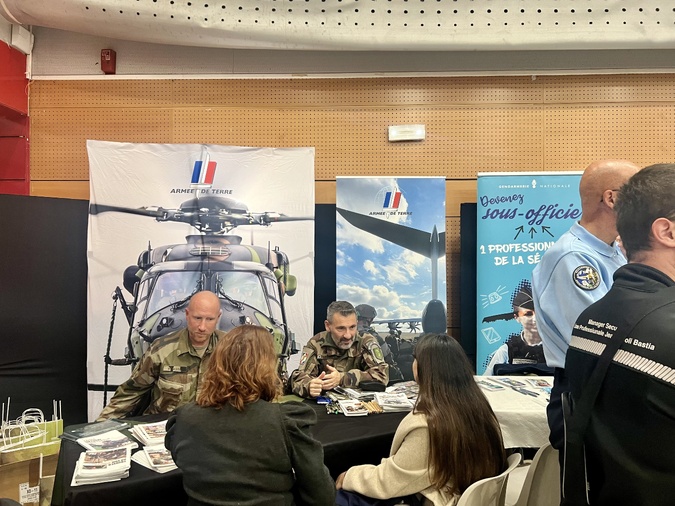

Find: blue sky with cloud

[336,177,446,325]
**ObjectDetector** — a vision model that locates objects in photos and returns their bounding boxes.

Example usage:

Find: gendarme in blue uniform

[531,222,626,369]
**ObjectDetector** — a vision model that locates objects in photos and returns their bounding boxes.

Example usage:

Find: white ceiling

[3,0,675,51]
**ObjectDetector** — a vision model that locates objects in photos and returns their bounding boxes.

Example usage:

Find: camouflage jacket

[288,331,389,398]
[97,328,225,421]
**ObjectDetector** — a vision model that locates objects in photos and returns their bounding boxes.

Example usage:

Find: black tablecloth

[51,404,406,506]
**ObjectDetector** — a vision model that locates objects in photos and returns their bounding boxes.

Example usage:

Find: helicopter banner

[86,140,315,421]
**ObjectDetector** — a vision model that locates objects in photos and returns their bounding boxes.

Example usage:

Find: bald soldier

[531,159,640,453]
[97,290,226,421]
[289,301,389,398]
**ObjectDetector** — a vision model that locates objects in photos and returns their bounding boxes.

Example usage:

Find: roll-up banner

[87,141,314,420]
[476,172,582,374]
[335,176,446,338]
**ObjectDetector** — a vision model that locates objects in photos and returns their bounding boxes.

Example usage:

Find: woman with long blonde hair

[336,333,506,505]
[166,325,335,506]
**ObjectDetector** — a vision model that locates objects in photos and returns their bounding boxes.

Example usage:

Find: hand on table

[309,372,325,398]
[321,365,342,391]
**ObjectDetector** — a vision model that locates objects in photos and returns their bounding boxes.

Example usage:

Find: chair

[456,453,522,506]
[505,443,560,506]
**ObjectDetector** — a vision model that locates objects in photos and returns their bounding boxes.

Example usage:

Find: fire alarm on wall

[101,49,116,75]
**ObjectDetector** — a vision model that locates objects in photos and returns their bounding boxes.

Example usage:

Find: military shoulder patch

[299,352,309,367]
[572,265,600,290]
[367,341,385,363]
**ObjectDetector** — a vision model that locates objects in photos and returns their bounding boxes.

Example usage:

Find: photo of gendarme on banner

[476,172,581,375]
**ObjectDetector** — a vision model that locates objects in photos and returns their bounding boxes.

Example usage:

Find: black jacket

[165,400,335,506]
[566,263,675,506]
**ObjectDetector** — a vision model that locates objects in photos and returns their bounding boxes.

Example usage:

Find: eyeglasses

[600,189,621,203]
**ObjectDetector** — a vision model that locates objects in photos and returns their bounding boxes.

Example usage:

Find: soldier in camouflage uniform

[97,291,226,420]
[354,303,405,382]
[289,301,388,398]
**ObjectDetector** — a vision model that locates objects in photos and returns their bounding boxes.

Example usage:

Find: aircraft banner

[336,176,446,340]
[476,172,582,375]
[87,141,314,421]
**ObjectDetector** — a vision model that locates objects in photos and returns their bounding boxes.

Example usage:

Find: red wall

[0,41,29,195]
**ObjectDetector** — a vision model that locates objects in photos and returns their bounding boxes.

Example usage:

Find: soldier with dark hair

[288,301,389,398]
[565,164,675,504]
[483,281,546,375]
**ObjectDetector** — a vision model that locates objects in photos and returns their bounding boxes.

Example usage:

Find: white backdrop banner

[86,140,314,420]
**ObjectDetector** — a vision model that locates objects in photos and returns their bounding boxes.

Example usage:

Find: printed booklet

[71,447,131,486]
[142,444,177,472]
[373,393,415,412]
[77,429,138,452]
[131,420,168,446]
[475,379,506,392]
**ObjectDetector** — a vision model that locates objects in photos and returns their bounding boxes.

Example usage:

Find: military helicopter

[90,195,312,388]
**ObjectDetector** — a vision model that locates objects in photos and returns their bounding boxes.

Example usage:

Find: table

[51,404,406,506]
[479,375,552,449]
[51,378,549,506]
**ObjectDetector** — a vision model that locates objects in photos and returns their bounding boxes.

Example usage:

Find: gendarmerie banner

[476,172,581,374]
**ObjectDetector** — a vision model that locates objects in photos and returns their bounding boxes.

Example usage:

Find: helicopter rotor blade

[251,213,315,225]
[89,203,167,219]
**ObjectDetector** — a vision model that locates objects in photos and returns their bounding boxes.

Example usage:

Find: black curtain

[313,204,336,335]
[0,195,89,425]
[459,203,477,370]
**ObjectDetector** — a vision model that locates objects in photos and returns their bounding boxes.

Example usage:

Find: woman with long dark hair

[336,333,506,505]
[165,325,335,506]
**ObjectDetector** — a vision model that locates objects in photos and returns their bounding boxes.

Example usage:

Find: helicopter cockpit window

[147,271,201,315]
[262,276,284,323]
[217,272,268,314]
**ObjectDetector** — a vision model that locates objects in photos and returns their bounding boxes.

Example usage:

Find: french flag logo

[383,190,402,209]
[190,154,217,187]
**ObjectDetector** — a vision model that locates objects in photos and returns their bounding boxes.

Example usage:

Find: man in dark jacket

[566,164,675,505]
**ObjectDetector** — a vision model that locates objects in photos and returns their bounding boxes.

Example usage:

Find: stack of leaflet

[130,444,177,473]
[71,447,132,486]
[76,429,138,452]
[130,420,167,446]
[334,387,375,402]
[374,392,415,412]
[384,381,419,402]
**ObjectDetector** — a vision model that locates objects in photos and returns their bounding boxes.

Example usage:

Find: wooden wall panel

[446,217,461,326]
[541,74,675,103]
[171,77,545,107]
[27,74,675,330]
[31,181,90,200]
[543,105,675,171]
[31,109,173,179]
[172,106,544,179]
[29,80,176,108]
